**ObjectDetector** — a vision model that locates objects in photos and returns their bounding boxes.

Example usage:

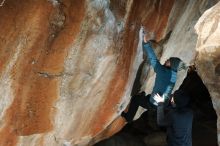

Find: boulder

[195,1,220,145]
[0,0,219,145]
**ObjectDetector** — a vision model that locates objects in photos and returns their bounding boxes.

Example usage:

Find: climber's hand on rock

[143,33,151,43]
[143,30,151,43]
[140,26,150,43]
[141,26,154,43]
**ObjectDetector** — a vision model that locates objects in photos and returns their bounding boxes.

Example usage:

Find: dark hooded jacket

[143,41,182,106]
[157,90,193,146]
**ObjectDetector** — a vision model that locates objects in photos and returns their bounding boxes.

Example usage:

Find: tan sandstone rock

[0,0,175,145]
[195,1,220,145]
[0,0,219,146]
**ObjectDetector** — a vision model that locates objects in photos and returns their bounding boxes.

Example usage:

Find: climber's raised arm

[142,34,162,72]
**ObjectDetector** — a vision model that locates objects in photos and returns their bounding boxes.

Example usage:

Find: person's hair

[168,57,187,72]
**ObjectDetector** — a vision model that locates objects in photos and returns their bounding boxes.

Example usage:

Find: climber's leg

[122,93,150,122]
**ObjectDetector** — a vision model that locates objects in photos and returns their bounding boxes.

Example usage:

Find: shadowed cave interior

[94,66,217,146]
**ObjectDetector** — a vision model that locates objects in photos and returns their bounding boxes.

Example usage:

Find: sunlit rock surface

[0,0,174,145]
[0,0,219,146]
[195,1,220,145]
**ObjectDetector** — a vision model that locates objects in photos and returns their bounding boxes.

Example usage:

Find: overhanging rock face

[0,0,219,146]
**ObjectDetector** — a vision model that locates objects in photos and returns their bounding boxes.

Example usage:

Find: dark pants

[122,93,156,122]
[122,93,160,131]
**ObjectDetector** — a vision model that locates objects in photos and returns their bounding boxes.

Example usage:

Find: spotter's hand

[154,93,165,103]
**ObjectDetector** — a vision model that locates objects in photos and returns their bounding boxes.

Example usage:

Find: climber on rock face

[121,27,186,124]
[155,89,193,146]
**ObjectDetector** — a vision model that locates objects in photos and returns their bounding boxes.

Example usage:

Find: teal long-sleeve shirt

[142,41,177,106]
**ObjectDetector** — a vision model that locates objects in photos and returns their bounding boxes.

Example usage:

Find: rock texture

[0,0,219,146]
[143,0,219,93]
[195,1,220,145]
